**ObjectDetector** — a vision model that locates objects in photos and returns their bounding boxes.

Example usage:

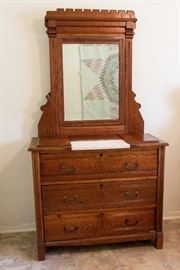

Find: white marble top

[70,139,130,150]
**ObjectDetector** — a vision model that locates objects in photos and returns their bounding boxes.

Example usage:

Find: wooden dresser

[29,9,168,260]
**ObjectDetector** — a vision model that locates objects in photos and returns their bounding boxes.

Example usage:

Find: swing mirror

[62,43,120,121]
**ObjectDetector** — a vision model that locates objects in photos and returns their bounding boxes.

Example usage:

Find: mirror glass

[63,44,119,121]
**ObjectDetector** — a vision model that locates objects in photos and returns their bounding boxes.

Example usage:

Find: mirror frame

[38,9,144,142]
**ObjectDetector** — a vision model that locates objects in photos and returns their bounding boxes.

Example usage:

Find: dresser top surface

[28,134,168,152]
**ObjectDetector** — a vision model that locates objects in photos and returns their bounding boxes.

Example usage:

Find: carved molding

[46,28,57,38]
[45,8,137,37]
[38,92,54,137]
[58,158,139,176]
[46,8,136,21]
[127,90,144,139]
[125,21,136,38]
[40,92,52,112]
[130,91,141,109]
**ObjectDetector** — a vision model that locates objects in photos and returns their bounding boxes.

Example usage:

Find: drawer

[40,149,157,180]
[42,179,156,212]
[44,209,155,241]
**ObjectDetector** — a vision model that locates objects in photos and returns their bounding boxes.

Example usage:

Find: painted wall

[0,0,179,232]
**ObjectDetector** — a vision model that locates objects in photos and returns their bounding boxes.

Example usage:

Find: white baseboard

[163,211,180,220]
[0,223,36,234]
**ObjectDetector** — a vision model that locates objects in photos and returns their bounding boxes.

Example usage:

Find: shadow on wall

[0,143,35,229]
[159,88,180,218]
[144,86,180,218]
[27,17,50,138]
[0,13,51,230]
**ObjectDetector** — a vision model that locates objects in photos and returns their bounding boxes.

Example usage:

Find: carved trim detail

[40,92,52,112]
[125,28,135,39]
[127,90,144,139]
[46,9,136,19]
[55,9,136,18]
[38,92,55,137]
[46,28,57,38]
[58,159,140,176]
[125,21,136,38]
[45,9,136,38]
[130,91,141,109]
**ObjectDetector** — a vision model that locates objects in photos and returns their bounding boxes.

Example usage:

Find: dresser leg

[155,232,163,249]
[37,242,45,261]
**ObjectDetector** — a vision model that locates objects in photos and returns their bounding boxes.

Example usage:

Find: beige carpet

[0,219,180,270]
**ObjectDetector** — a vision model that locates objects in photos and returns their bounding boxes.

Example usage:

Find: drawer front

[40,149,157,180]
[42,179,156,212]
[44,209,155,241]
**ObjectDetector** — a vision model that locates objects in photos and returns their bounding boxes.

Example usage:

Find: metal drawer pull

[124,162,139,171]
[124,191,140,200]
[63,195,83,203]
[124,219,138,227]
[64,225,79,233]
